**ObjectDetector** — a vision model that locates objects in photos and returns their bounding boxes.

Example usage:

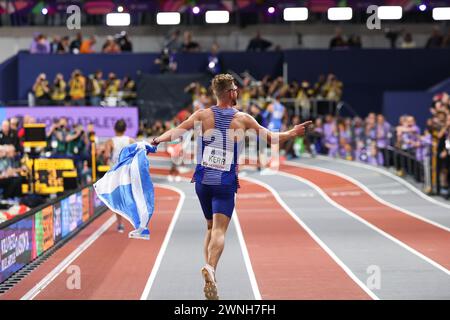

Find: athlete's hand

[151,137,160,146]
[292,121,313,137]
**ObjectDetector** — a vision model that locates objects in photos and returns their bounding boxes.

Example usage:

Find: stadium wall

[428,77,450,94]
[285,49,450,116]
[1,49,450,118]
[0,55,18,104]
[383,91,433,129]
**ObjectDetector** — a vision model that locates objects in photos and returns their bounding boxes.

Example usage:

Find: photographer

[104,72,121,99]
[69,69,86,106]
[154,48,177,73]
[67,124,88,184]
[47,117,71,155]
[0,145,24,200]
[51,73,66,105]
[32,73,50,105]
[117,31,132,52]
[121,75,136,105]
[86,70,104,106]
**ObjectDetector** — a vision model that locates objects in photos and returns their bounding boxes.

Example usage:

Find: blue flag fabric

[93,141,157,235]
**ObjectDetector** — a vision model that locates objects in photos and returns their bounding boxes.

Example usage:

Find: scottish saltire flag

[93,141,157,239]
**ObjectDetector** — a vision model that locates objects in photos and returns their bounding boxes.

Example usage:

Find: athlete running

[152,74,312,300]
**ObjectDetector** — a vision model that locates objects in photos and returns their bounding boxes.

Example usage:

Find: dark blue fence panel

[1,49,449,115]
[284,49,450,116]
[174,52,210,74]
[383,91,434,129]
[428,77,450,94]
[0,55,18,104]
[220,51,284,80]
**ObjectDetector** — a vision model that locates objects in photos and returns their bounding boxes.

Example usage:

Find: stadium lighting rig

[327,7,353,21]
[432,7,450,20]
[377,6,403,20]
[205,10,230,24]
[283,8,308,21]
[106,12,130,26]
[156,12,181,25]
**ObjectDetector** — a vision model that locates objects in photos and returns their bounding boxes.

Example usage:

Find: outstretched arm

[243,113,312,144]
[152,109,204,145]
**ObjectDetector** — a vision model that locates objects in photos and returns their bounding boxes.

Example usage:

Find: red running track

[2,186,180,300]
[235,179,371,300]
[281,163,450,270]
[2,163,448,299]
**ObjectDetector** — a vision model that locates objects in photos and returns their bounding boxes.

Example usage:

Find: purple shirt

[30,40,50,54]
[416,133,432,161]
[401,125,420,150]
[323,123,334,139]
[376,122,391,148]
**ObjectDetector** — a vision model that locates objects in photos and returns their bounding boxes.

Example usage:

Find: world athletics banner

[0,106,139,138]
[0,217,33,283]
[0,186,104,284]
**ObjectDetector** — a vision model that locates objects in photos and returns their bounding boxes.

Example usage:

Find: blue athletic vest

[268,101,285,132]
[192,106,239,188]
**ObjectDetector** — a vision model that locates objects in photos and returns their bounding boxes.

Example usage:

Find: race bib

[201,146,233,171]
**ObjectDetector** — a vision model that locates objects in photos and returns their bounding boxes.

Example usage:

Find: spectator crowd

[30,31,133,54]
[428,92,450,196]
[24,24,450,54]
[3,72,450,213]
[137,73,449,198]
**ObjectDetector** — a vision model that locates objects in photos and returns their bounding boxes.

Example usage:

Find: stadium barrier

[0,106,139,138]
[0,183,106,284]
[1,49,449,118]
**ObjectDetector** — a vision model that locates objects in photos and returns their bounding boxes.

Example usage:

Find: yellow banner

[26,159,75,171]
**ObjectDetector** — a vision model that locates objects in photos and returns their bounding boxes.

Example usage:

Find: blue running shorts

[195,182,236,220]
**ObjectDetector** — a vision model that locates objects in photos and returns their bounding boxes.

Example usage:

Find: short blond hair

[211,73,235,98]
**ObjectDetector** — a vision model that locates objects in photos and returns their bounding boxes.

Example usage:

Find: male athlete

[265,96,286,132]
[152,74,311,300]
[104,119,134,233]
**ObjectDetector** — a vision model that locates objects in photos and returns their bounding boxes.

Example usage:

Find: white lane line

[152,174,262,299]
[286,161,450,233]
[140,184,186,300]
[240,176,380,300]
[231,211,262,300]
[275,170,450,276]
[314,155,450,210]
[21,215,117,300]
